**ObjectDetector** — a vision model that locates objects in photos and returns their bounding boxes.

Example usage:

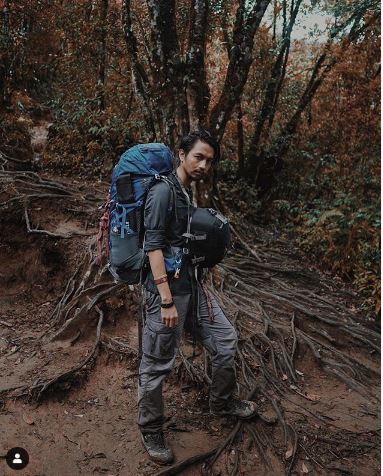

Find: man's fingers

[161,308,179,327]
[161,317,178,327]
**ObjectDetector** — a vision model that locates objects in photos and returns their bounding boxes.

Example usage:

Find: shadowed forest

[0,1,380,475]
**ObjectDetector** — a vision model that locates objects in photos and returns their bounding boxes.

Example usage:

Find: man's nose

[198,160,207,170]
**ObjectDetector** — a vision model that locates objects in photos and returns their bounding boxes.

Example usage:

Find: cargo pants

[138,282,238,433]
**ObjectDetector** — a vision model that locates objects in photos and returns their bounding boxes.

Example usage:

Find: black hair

[177,129,220,165]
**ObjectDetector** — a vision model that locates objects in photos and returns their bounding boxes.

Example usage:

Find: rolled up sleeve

[143,181,172,252]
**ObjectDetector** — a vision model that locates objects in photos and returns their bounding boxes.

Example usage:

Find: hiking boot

[210,398,258,419]
[141,431,174,465]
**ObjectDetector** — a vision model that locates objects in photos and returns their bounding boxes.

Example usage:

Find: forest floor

[0,110,380,476]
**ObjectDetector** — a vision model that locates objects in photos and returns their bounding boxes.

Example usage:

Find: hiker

[138,129,258,464]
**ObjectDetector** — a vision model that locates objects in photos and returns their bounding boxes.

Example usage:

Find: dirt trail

[0,114,380,476]
[29,119,53,165]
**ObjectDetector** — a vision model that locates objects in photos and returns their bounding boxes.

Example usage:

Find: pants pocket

[142,322,176,360]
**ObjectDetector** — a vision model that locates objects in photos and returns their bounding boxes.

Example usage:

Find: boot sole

[210,410,258,420]
[141,434,174,465]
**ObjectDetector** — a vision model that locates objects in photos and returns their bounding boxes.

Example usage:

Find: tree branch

[209,0,271,142]
[121,0,157,140]
[185,0,209,129]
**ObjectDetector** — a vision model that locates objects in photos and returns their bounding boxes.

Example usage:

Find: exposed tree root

[164,239,379,474]
[100,335,138,357]
[0,171,104,239]
[24,207,93,238]
[1,171,378,474]
[7,305,104,402]
[155,447,219,476]
[0,170,103,206]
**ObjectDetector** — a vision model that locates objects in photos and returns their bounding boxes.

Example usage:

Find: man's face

[179,140,215,181]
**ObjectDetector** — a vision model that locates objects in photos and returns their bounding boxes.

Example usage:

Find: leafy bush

[44,93,139,178]
[269,146,380,319]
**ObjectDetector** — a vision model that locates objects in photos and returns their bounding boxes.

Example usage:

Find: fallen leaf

[302,462,309,473]
[282,374,288,381]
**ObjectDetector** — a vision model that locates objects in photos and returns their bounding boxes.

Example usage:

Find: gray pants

[138,283,238,433]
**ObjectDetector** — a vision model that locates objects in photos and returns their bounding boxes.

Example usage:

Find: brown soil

[0,116,380,476]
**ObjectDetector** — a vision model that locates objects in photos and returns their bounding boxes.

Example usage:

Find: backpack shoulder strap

[160,175,178,222]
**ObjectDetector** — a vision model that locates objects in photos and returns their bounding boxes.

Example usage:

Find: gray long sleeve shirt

[143,171,194,295]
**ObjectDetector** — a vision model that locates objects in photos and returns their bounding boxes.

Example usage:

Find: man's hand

[161,305,178,328]
[147,249,178,327]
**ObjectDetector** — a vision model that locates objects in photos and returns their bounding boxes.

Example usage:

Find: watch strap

[160,301,175,309]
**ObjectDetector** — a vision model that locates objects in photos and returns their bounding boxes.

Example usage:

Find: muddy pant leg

[138,292,191,433]
[196,284,238,411]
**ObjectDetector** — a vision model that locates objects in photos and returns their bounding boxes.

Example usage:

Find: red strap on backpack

[96,193,111,266]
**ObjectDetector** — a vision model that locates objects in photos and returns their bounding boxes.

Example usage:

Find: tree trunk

[237,103,245,177]
[208,0,271,142]
[97,0,108,111]
[0,0,10,105]
[121,0,271,205]
[122,0,157,140]
[145,0,188,147]
[253,8,379,194]
[185,0,209,130]
[248,0,302,179]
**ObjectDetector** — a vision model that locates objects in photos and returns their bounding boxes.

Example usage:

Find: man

[138,129,257,464]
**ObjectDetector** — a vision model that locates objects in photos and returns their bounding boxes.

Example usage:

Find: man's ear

[179,149,185,162]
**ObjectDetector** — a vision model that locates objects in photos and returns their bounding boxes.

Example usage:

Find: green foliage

[45,93,137,177]
[219,163,262,223]
[269,144,380,318]
[218,159,239,180]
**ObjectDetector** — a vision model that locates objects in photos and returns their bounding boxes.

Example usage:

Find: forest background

[0,0,380,318]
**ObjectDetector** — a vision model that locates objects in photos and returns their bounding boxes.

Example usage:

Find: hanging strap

[96,193,111,266]
[188,264,198,357]
[173,171,191,236]
[138,285,146,363]
[120,206,128,238]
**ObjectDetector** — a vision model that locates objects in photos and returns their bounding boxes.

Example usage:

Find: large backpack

[100,143,175,284]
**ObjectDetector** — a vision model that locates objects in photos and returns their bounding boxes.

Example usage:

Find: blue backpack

[102,143,176,284]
